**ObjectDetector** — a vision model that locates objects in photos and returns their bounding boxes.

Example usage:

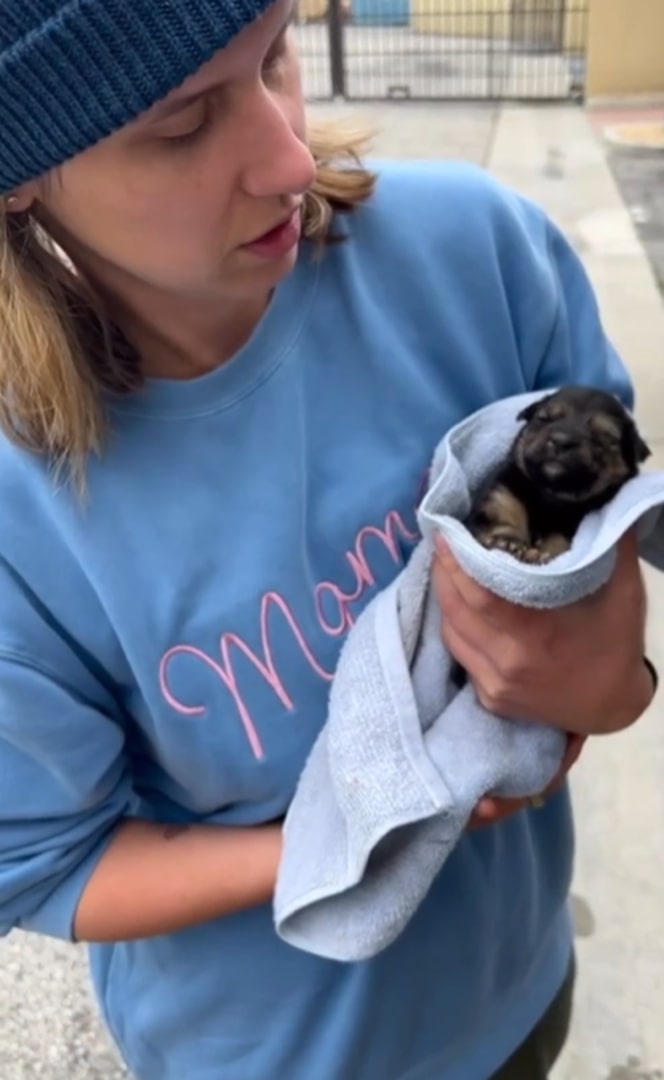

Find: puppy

[464,385,651,566]
[449,386,650,694]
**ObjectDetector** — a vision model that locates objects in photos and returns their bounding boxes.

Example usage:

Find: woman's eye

[162,113,210,147]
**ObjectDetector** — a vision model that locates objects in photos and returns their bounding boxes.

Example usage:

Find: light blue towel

[273,390,664,962]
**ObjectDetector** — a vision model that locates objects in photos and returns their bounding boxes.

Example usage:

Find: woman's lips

[241,210,302,259]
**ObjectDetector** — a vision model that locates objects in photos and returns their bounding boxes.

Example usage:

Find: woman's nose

[239,90,316,200]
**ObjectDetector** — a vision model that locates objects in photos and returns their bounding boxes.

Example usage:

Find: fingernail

[435,534,451,559]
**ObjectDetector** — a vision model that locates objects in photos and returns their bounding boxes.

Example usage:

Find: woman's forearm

[73,818,282,943]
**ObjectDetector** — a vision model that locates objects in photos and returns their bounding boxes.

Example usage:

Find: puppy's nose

[547,430,578,451]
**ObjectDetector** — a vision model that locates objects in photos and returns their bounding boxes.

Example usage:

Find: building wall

[586,0,664,98]
[297,0,328,20]
[409,0,585,51]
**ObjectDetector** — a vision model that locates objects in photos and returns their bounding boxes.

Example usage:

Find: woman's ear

[4,182,38,214]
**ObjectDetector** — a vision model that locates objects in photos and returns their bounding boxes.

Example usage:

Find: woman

[0,2,654,1078]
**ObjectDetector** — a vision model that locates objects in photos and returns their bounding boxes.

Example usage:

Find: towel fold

[273,389,664,963]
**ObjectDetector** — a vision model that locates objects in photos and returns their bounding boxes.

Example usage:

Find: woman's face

[24,0,315,304]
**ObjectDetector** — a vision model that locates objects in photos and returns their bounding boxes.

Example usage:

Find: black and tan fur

[465,385,651,565]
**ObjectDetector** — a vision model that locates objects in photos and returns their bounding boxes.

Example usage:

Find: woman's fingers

[468,733,587,831]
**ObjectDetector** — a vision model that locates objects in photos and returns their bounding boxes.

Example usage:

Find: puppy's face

[513,386,650,504]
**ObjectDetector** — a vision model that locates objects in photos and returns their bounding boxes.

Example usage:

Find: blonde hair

[0,120,376,488]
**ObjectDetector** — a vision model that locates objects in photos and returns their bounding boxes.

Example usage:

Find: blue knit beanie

[0,0,277,193]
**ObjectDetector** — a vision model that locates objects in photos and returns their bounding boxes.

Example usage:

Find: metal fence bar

[327,0,347,95]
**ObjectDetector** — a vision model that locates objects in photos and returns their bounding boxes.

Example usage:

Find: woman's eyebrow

[146,4,296,124]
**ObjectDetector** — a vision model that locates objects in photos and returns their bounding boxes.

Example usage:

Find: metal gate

[294,0,589,101]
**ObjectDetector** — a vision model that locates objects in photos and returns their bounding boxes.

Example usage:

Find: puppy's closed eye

[590,414,622,443]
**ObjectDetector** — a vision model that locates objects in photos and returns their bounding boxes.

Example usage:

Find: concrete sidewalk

[1,103,663,1079]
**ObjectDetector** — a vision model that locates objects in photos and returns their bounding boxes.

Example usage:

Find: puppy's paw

[486,535,530,561]
[522,546,553,565]
[537,534,571,562]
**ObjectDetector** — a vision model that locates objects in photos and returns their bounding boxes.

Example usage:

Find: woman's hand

[468,732,585,829]
[434,528,654,737]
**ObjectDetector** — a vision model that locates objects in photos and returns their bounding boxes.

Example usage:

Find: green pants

[491,955,576,1080]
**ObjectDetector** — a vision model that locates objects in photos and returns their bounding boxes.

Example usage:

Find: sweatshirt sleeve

[0,563,135,942]
[515,197,635,408]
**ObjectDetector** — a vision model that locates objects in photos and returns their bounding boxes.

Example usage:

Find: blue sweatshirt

[0,161,631,1080]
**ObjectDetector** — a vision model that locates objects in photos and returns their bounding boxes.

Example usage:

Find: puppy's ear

[517,395,551,423]
[635,432,652,463]
[624,418,652,467]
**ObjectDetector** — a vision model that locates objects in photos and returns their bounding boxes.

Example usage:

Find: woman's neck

[109,288,271,381]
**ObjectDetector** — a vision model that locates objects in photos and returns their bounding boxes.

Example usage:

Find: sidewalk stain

[606,1056,663,1080]
[570,892,595,937]
[543,146,565,179]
